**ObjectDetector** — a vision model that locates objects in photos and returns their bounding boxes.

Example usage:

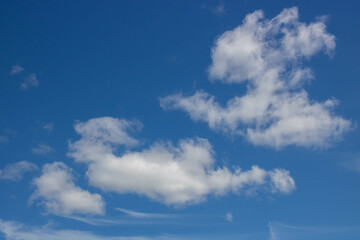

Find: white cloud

[211,3,225,16]
[207,7,335,83]
[10,65,24,75]
[31,162,105,215]
[21,73,39,90]
[1,218,357,240]
[58,215,128,226]
[73,117,142,147]
[268,222,360,240]
[32,144,55,155]
[0,219,150,240]
[43,122,54,133]
[340,153,360,172]
[343,159,360,172]
[115,208,174,219]
[0,161,38,181]
[68,117,295,206]
[160,7,351,148]
[269,169,296,194]
[225,212,233,222]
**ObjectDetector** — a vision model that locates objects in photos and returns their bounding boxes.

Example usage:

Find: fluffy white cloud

[269,169,295,194]
[73,117,142,147]
[208,7,335,83]
[32,162,105,215]
[68,117,295,206]
[0,161,38,181]
[160,7,351,148]
[32,144,55,155]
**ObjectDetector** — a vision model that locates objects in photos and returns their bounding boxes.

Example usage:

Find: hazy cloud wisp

[32,144,55,155]
[0,161,38,181]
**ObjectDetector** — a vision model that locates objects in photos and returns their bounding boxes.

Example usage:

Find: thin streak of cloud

[338,152,360,172]
[58,215,135,226]
[342,159,360,172]
[0,218,267,240]
[115,208,176,219]
[268,222,360,240]
[0,218,150,240]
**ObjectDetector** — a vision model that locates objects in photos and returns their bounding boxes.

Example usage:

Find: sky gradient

[1,1,360,239]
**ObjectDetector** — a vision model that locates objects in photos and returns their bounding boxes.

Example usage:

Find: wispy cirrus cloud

[342,159,360,172]
[211,2,225,16]
[68,117,295,206]
[268,222,360,240]
[32,144,55,155]
[43,122,54,133]
[21,73,39,90]
[115,208,175,219]
[0,219,151,240]
[202,2,225,16]
[0,218,266,240]
[161,7,351,149]
[0,161,38,181]
[338,152,360,172]
[58,215,136,226]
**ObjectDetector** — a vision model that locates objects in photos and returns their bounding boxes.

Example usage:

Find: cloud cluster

[32,162,105,215]
[0,161,38,181]
[68,117,295,206]
[161,7,351,148]
[9,65,39,90]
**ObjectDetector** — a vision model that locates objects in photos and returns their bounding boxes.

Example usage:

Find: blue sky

[1,0,360,239]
